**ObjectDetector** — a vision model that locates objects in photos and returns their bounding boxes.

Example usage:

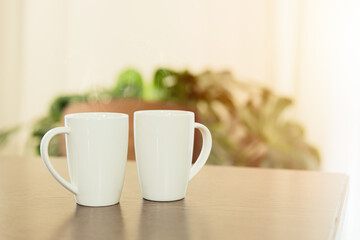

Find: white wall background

[0,0,359,238]
[1,0,271,127]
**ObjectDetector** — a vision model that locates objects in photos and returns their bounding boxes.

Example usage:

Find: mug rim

[134,110,194,117]
[65,112,128,120]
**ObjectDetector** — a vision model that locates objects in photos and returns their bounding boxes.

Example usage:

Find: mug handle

[40,127,78,195]
[189,123,212,181]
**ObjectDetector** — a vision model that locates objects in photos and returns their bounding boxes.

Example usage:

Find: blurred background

[0,0,359,238]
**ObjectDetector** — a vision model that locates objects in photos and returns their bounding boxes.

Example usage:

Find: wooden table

[0,156,348,240]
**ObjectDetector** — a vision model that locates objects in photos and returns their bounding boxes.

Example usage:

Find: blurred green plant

[0,68,320,169]
[0,127,19,147]
[29,69,144,155]
[112,69,143,98]
[151,69,320,169]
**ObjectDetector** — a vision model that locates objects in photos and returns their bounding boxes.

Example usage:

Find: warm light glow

[0,0,359,238]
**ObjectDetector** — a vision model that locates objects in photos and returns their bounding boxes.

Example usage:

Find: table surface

[0,156,348,240]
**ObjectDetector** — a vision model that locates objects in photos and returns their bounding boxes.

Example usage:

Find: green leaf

[113,69,143,98]
[49,94,86,122]
[153,68,177,88]
[0,126,19,148]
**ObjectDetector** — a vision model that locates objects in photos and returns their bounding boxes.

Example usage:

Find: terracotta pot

[60,99,202,163]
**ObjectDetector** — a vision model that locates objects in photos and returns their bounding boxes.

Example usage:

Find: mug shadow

[137,199,190,240]
[50,204,125,240]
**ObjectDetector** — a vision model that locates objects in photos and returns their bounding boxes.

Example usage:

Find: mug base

[76,201,119,207]
[143,197,185,202]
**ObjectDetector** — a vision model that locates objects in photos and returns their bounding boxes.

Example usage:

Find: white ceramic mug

[40,112,129,207]
[134,110,212,201]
